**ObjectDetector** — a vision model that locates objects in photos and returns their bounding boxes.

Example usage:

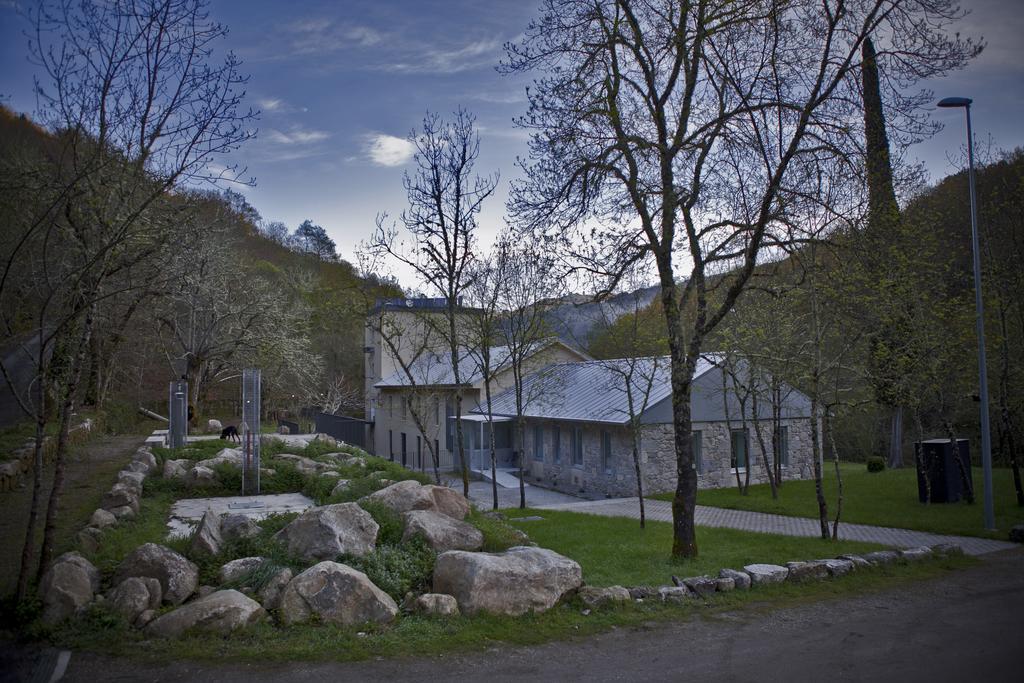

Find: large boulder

[101,483,140,515]
[188,465,218,486]
[743,564,789,586]
[76,527,103,554]
[433,546,582,616]
[163,459,190,480]
[402,510,483,553]
[330,479,352,498]
[272,453,335,476]
[113,543,199,605]
[207,418,223,433]
[785,561,830,582]
[312,433,338,447]
[218,557,266,585]
[278,561,398,626]
[132,449,158,474]
[145,589,266,638]
[39,552,100,625]
[117,470,145,493]
[862,550,900,566]
[221,514,261,542]
[189,510,223,556]
[108,577,162,625]
[196,448,243,470]
[273,503,378,562]
[820,558,855,578]
[258,567,293,610]
[423,485,471,520]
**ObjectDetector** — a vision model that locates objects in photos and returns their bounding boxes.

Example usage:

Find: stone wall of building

[640,418,815,494]
[522,421,641,499]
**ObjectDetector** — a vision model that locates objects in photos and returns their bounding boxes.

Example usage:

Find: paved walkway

[467,480,581,509]
[535,497,1017,556]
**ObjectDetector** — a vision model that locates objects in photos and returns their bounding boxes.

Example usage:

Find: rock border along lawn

[36,433,968,644]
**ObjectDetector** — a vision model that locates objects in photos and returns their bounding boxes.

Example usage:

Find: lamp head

[938,97,972,108]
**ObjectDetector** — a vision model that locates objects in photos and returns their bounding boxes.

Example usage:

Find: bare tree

[369,109,498,496]
[503,0,977,557]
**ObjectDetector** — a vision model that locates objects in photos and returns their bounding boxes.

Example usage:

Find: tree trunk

[517,416,526,509]
[944,420,975,504]
[37,301,94,581]
[752,390,778,499]
[888,405,904,469]
[810,401,829,540]
[631,425,646,529]
[16,393,47,600]
[826,410,845,540]
[913,409,931,503]
[484,378,498,511]
[996,307,1023,505]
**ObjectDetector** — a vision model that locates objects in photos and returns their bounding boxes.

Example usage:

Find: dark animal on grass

[220,425,240,443]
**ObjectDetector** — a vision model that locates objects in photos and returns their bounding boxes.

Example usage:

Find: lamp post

[937,96,994,530]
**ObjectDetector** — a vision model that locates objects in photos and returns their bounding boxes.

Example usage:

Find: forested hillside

[587,150,1024,472]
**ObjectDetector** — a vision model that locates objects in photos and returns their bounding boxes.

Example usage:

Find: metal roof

[471,354,722,425]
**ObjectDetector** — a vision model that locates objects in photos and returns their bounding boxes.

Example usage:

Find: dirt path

[0,434,142,596]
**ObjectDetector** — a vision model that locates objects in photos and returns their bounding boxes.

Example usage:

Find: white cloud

[284,18,383,53]
[381,38,503,75]
[265,126,330,145]
[259,98,285,112]
[364,133,415,167]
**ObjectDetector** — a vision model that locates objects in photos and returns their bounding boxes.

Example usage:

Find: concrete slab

[166,492,314,538]
[474,467,524,489]
[467,480,582,509]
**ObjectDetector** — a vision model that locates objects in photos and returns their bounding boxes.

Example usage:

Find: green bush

[341,538,436,601]
[467,510,530,551]
[867,457,886,473]
[358,500,404,545]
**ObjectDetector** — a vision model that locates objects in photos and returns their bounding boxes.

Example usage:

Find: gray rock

[311,433,338,447]
[361,480,471,520]
[274,503,379,562]
[258,568,293,610]
[657,586,693,603]
[113,543,199,605]
[145,589,266,638]
[412,593,460,616]
[321,471,341,479]
[108,505,136,521]
[196,448,243,470]
[39,552,100,625]
[219,557,266,585]
[899,546,933,562]
[279,561,398,626]
[578,585,631,609]
[423,485,471,520]
[76,527,103,554]
[719,568,751,591]
[402,509,484,553]
[135,609,157,628]
[862,550,901,566]
[820,558,855,577]
[743,564,789,586]
[433,546,582,616]
[682,575,718,598]
[330,479,352,498]
[189,510,223,556]
[220,514,261,542]
[125,460,151,475]
[188,465,218,486]
[207,419,223,433]
[108,577,159,624]
[117,470,145,492]
[101,483,140,514]
[715,577,735,593]
[132,450,158,473]
[628,586,656,600]
[163,459,189,480]
[786,561,830,582]
[838,553,872,569]
[930,543,964,557]
[197,585,216,598]
[90,508,118,529]
[272,453,336,476]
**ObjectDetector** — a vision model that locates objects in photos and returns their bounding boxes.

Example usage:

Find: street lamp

[937,96,994,530]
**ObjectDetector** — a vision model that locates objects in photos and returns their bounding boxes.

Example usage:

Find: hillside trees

[368,109,499,496]
[504,0,977,558]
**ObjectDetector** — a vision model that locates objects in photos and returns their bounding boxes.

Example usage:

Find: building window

[731,428,749,470]
[401,432,407,467]
[389,430,394,461]
[553,425,561,463]
[571,427,584,467]
[601,430,612,473]
[692,430,703,474]
[533,425,544,461]
[774,425,789,467]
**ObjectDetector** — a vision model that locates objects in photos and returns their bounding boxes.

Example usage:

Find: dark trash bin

[915,438,973,504]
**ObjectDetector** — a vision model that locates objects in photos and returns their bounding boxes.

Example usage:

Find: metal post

[168,380,188,449]
[241,368,262,496]
[964,106,995,530]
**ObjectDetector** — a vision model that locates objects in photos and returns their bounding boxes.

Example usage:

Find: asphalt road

[8,546,1019,683]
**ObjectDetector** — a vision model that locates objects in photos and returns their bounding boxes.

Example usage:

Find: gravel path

[534,497,1018,555]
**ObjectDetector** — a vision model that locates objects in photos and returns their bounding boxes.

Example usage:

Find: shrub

[867,457,886,473]
[358,500,404,545]
[341,538,436,601]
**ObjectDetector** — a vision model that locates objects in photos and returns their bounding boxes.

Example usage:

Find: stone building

[472,355,816,497]
[364,298,588,472]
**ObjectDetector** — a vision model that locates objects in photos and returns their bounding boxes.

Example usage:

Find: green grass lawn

[503,508,885,586]
[652,463,1024,539]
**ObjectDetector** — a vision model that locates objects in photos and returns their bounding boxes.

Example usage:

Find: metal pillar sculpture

[168,380,188,449]
[241,368,262,495]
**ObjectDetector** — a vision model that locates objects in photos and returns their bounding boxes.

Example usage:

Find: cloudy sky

[1,0,1022,289]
